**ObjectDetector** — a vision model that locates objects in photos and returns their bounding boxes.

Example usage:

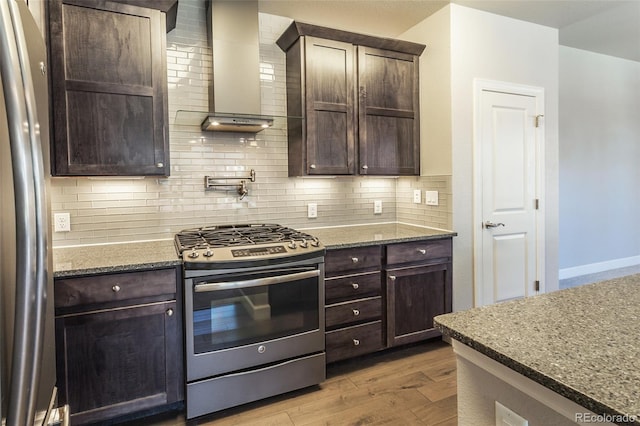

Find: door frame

[472,79,546,307]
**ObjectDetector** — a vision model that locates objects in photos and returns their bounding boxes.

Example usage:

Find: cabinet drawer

[55,268,176,308]
[325,296,382,329]
[325,246,382,277]
[325,272,381,303]
[325,321,383,363]
[386,239,452,265]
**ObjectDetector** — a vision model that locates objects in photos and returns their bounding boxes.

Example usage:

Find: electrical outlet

[54,212,71,232]
[374,200,382,214]
[425,190,439,206]
[495,401,528,426]
[307,203,318,219]
[413,189,421,204]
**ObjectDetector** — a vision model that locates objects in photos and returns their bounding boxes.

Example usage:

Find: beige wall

[400,4,560,310]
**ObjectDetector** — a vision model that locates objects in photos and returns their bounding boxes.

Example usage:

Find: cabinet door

[386,263,452,347]
[55,301,180,424]
[48,0,169,176]
[304,37,356,175]
[358,46,420,176]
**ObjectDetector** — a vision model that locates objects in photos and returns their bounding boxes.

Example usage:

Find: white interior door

[474,81,544,306]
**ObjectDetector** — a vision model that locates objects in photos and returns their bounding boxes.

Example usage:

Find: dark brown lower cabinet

[386,262,452,347]
[54,268,182,425]
[56,301,180,424]
[324,237,453,363]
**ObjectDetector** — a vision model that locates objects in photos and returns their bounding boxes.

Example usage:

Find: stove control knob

[310,237,320,247]
[300,239,308,248]
[203,247,213,257]
[288,239,297,249]
[188,248,199,259]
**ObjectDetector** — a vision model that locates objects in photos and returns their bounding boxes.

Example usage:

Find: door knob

[484,221,505,229]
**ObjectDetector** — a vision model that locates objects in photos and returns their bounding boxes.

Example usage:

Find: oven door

[185,263,325,381]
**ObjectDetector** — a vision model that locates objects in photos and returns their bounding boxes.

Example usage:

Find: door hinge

[534,280,540,292]
[535,198,539,210]
[535,114,544,128]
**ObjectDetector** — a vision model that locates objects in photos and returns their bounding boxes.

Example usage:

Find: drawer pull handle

[418,249,426,254]
[351,282,359,289]
[351,257,359,263]
[353,339,360,346]
[389,275,396,281]
[166,308,174,317]
[112,285,121,293]
[353,309,360,316]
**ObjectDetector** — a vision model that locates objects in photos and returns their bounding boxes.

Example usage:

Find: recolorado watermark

[575,412,638,424]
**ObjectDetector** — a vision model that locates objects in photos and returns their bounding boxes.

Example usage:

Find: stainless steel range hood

[203,0,273,133]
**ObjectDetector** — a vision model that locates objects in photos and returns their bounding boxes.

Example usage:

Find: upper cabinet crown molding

[277,22,425,177]
[276,21,426,56]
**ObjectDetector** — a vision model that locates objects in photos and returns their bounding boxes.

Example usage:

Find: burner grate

[174,224,318,254]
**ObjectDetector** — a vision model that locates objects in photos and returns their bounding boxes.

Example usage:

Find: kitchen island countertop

[52,223,456,277]
[435,276,640,425]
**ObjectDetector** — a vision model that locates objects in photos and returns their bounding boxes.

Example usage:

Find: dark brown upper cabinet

[48,0,173,176]
[358,47,420,175]
[277,22,425,177]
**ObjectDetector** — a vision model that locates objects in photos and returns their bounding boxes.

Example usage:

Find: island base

[452,341,615,426]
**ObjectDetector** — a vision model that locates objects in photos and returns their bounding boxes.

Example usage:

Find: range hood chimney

[203,0,273,133]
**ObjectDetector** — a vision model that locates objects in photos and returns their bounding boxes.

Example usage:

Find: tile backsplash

[50,0,451,247]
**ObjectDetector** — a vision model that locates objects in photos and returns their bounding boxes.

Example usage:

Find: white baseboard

[559,255,640,280]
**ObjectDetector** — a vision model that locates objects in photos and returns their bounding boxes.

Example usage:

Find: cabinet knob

[112,285,121,292]
[389,275,396,281]
[361,165,368,170]
[156,162,164,168]
[417,249,426,254]
[351,257,359,263]
[310,164,316,169]
[352,309,360,316]
[166,308,174,317]
[353,339,360,346]
[351,282,359,289]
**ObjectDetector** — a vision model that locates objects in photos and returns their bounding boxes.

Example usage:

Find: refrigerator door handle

[0,1,48,424]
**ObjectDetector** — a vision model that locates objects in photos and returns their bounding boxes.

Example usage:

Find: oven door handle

[194,269,320,292]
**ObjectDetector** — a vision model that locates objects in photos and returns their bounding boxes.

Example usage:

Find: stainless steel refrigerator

[1,0,59,424]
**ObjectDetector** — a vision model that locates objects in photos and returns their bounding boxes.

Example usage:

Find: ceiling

[259,0,640,62]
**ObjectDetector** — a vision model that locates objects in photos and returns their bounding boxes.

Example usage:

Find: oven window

[192,268,320,353]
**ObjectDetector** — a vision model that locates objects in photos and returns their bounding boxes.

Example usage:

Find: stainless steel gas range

[174,224,326,420]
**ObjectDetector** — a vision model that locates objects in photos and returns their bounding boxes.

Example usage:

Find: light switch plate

[307,203,317,218]
[413,189,421,204]
[495,401,528,426]
[425,190,439,206]
[374,200,382,214]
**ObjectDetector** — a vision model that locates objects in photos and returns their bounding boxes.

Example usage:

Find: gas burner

[174,224,323,267]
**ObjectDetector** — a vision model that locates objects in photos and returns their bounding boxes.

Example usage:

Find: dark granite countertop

[52,223,455,277]
[302,222,456,249]
[435,277,640,425]
[53,240,181,278]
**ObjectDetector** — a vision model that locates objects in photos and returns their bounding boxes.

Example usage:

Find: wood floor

[141,339,457,426]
